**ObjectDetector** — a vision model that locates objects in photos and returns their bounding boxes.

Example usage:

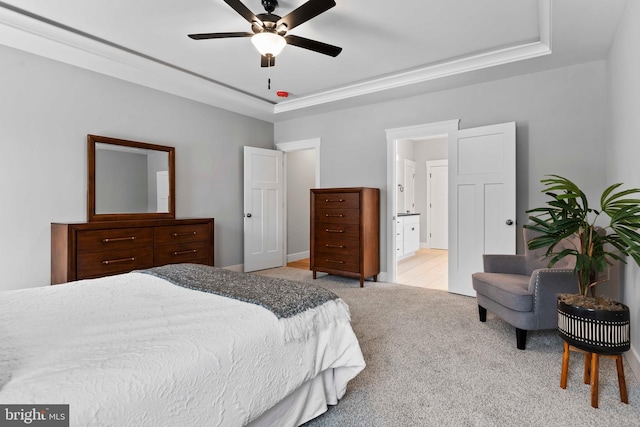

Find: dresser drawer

[154,223,210,245]
[315,222,359,240]
[77,228,153,253]
[77,247,153,279]
[314,250,359,273]
[154,240,211,266]
[313,192,360,210]
[314,208,359,224]
[314,238,359,257]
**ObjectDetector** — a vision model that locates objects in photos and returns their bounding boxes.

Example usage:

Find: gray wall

[0,44,273,290]
[286,149,316,257]
[275,60,609,274]
[607,1,640,378]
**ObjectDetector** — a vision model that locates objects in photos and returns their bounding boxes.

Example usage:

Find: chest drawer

[154,240,211,266]
[313,192,360,210]
[314,237,359,257]
[315,222,359,241]
[154,223,210,245]
[313,251,359,273]
[77,247,153,279]
[314,208,359,224]
[77,228,153,253]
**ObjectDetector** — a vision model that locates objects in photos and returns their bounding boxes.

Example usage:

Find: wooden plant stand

[560,340,628,408]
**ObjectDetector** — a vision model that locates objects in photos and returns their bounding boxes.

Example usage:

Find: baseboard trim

[287,251,310,263]
[625,343,640,382]
[223,264,244,272]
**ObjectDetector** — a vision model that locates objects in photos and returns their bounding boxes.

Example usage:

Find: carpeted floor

[254,267,640,426]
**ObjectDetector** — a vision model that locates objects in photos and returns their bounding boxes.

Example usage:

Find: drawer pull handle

[102,236,136,243]
[325,244,344,248]
[325,229,344,233]
[324,198,345,203]
[173,231,197,237]
[173,249,197,255]
[102,257,135,265]
[325,259,344,264]
[324,214,344,217]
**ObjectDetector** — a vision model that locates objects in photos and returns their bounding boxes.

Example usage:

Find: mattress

[0,269,365,426]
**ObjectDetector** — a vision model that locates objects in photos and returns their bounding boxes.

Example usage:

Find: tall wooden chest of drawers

[311,188,379,287]
[51,218,214,285]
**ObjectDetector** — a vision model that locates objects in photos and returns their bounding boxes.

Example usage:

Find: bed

[0,264,365,426]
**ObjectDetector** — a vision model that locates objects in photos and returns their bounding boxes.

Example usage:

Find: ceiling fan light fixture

[251,32,286,57]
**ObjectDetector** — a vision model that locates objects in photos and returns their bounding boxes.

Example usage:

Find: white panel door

[156,170,169,213]
[243,146,284,272]
[404,159,416,213]
[427,161,448,250]
[449,122,516,296]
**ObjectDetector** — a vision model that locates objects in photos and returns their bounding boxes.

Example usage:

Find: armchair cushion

[472,272,532,312]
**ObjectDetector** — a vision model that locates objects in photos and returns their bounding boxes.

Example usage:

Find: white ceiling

[0,0,629,122]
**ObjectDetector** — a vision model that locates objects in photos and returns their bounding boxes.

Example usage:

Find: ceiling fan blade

[285,34,342,57]
[277,0,336,31]
[261,55,276,67]
[224,0,261,26]
[188,32,253,40]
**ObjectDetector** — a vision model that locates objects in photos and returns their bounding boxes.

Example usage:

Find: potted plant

[525,175,640,354]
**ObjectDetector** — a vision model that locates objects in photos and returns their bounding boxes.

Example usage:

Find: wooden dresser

[51,218,214,285]
[311,188,379,287]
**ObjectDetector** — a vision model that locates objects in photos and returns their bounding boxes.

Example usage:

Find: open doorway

[276,139,320,270]
[395,136,449,291]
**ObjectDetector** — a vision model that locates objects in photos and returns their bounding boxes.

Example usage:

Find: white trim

[275,41,551,115]
[223,264,244,273]
[627,345,640,383]
[386,120,459,284]
[0,3,552,121]
[276,138,321,271]
[276,138,321,188]
[287,251,310,263]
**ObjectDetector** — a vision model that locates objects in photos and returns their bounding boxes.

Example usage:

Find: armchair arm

[529,269,579,321]
[482,254,527,275]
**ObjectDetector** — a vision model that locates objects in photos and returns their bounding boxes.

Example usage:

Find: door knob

[505,219,514,225]
[246,213,252,218]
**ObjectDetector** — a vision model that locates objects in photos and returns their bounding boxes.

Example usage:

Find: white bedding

[0,272,365,426]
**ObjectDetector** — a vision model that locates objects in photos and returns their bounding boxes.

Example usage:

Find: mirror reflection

[95,143,170,214]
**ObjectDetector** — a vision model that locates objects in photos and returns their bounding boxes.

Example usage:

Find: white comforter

[0,272,365,426]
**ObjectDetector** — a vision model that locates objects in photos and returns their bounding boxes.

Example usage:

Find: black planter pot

[557,297,631,355]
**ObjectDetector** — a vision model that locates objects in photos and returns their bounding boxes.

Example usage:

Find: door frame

[385,120,459,284]
[275,138,321,265]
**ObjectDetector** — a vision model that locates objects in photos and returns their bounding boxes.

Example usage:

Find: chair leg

[560,341,570,389]
[516,328,527,350]
[478,305,487,322]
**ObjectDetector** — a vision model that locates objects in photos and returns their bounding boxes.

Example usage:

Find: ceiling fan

[188,0,342,67]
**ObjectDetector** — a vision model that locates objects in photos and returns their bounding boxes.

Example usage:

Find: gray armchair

[472,228,579,350]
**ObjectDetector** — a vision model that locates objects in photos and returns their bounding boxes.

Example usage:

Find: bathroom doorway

[395,136,449,291]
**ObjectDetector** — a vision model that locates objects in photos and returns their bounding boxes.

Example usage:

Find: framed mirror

[88,134,175,222]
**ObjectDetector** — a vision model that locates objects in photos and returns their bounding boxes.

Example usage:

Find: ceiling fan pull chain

[268,60,272,90]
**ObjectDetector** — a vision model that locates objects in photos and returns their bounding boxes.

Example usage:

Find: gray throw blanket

[137,263,339,319]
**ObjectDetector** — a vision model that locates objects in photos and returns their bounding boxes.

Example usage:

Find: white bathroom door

[243,146,284,272]
[427,161,448,250]
[156,170,169,212]
[404,159,416,213]
[448,122,516,296]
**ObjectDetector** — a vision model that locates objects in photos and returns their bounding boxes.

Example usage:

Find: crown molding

[0,0,551,122]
